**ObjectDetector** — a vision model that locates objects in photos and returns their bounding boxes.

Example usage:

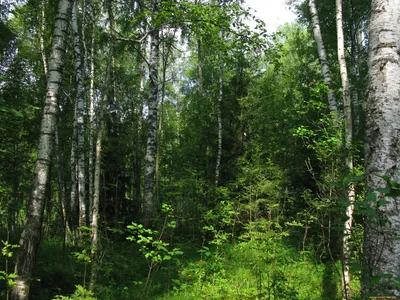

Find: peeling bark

[363,0,400,296]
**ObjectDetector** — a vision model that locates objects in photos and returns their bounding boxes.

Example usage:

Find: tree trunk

[70,99,78,228]
[143,0,160,227]
[349,4,361,136]
[133,43,146,219]
[363,0,400,296]
[336,1,355,299]
[89,0,114,290]
[88,29,95,223]
[215,64,223,186]
[11,0,73,298]
[308,0,338,114]
[39,0,47,75]
[55,125,70,241]
[72,2,87,227]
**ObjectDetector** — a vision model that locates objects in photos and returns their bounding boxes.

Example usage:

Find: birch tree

[336,0,355,298]
[11,0,73,298]
[308,0,338,113]
[143,0,160,227]
[363,0,400,296]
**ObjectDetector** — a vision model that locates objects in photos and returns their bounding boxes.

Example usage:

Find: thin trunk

[89,114,104,291]
[89,0,114,290]
[88,29,95,223]
[70,98,78,227]
[363,0,400,296]
[11,0,73,298]
[55,125,70,240]
[143,0,160,227]
[40,0,47,75]
[155,30,174,205]
[215,64,223,186]
[72,2,87,227]
[197,39,203,92]
[134,45,146,218]
[349,2,361,136]
[309,0,338,114]
[336,1,355,299]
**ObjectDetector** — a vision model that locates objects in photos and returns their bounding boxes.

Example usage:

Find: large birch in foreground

[11,0,73,298]
[363,0,400,296]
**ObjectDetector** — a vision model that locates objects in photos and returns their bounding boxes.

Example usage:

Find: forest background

[0,0,398,299]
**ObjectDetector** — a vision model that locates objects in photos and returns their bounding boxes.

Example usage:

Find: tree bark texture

[72,2,87,227]
[11,0,73,298]
[363,0,400,296]
[143,0,160,227]
[336,0,355,298]
[308,0,338,114]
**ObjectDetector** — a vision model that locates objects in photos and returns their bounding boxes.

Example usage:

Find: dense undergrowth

[1,219,361,300]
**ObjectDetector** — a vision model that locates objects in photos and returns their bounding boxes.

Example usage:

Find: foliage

[0,0,373,297]
[53,285,97,300]
[0,240,18,298]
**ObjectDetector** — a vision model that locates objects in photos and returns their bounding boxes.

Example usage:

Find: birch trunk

[72,2,87,227]
[336,0,355,298]
[89,0,114,290]
[143,0,160,227]
[88,30,95,223]
[363,0,400,296]
[11,0,73,298]
[40,0,47,75]
[308,0,338,114]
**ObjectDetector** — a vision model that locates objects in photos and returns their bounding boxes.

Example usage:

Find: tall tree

[90,0,114,290]
[11,0,73,298]
[363,0,400,296]
[143,0,160,227]
[336,1,355,298]
[71,1,86,227]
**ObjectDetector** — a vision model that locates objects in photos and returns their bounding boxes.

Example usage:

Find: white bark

[364,0,400,296]
[72,2,87,227]
[336,0,355,298]
[88,30,95,223]
[143,0,160,227]
[11,0,73,298]
[308,0,338,114]
[40,0,47,75]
